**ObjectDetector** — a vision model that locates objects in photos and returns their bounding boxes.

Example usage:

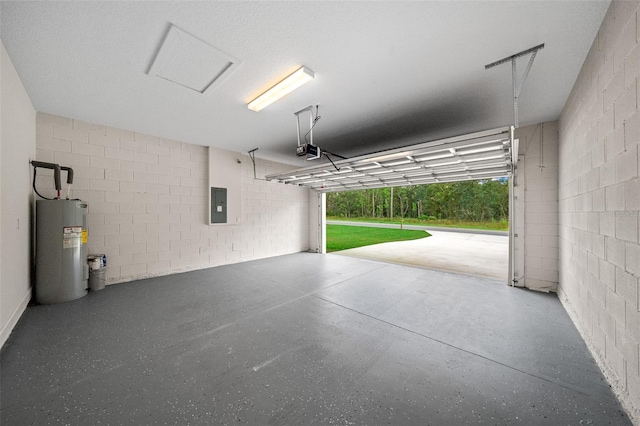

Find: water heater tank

[35,199,88,304]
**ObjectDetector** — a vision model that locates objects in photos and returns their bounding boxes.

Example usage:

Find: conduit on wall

[266,127,515,192]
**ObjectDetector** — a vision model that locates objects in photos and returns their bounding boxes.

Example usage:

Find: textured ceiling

[1,1,609,165]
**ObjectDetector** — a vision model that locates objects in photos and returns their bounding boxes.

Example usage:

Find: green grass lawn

[327,225,430,252]
[326,216,509,231]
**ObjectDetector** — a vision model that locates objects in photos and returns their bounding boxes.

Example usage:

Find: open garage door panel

[266,127,516,192]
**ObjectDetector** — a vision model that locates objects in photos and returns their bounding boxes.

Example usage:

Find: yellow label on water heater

[82,230,88,244]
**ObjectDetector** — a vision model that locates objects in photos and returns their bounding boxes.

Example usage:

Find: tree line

[326,179,509,222]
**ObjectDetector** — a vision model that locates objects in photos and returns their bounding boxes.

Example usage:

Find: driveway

[326,220,508,236]
[333,228,509,282]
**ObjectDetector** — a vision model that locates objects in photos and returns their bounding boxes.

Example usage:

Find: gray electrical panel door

[35,200,88,304]
[211,187,227,224]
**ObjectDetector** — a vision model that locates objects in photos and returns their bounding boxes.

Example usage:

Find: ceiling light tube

[248,66,314,112]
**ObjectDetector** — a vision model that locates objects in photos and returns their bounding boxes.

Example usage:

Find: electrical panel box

[211,187,227,224]
[209,147,241,225]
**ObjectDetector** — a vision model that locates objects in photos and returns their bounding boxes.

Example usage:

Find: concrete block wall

[558,0,640,418]
[514,123,560,292]
[239,161,311,258]
[35,113,311,284]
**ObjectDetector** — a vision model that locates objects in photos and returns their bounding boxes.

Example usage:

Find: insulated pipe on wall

[60,166,74,185]
[60,166,74,199]
[31,161,75,200]
[30,160,62,191]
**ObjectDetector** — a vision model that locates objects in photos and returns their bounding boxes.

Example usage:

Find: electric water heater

[35,199,88,304]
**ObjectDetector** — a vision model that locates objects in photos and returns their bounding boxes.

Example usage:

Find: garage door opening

[266,127,520,286]
[325,180,509,234]
[324,179,510,281]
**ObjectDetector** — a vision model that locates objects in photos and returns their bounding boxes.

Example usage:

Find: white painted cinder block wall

[0,40,36,348]
[35,113,312,284]
[515,122,560,292]
[558,0,640,418]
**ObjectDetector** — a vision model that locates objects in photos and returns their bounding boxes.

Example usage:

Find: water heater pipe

[30,161,74,199]
[60,166,74,199]
[31,161,62,191]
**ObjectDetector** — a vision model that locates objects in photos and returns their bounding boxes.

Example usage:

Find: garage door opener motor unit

[31,161,89,304]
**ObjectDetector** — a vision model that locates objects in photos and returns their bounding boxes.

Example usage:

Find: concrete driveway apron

[335,229,509,281]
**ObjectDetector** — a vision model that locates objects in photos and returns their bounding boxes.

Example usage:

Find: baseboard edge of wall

[0,287,32,350]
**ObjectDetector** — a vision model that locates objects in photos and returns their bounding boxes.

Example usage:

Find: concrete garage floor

[336,229,509,281]
[1,253,630,425]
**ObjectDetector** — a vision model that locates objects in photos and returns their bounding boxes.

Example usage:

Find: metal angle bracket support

[485,43,544,128]
[294,105,321,160]
[294,105,316,147]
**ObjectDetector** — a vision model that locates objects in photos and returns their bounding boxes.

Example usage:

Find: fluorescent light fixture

[248,66,314,111]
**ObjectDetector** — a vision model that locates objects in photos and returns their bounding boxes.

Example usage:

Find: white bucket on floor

[89,268,105,291]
